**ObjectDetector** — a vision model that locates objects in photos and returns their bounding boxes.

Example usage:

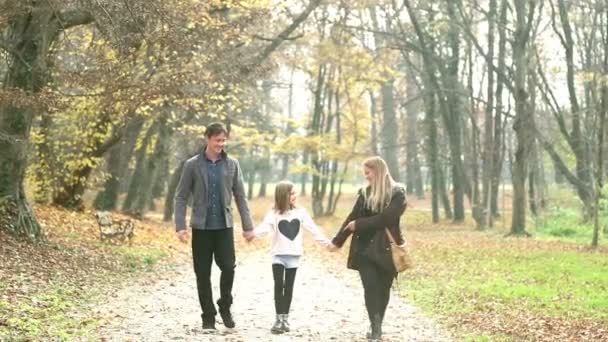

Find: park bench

[95,211,135,243]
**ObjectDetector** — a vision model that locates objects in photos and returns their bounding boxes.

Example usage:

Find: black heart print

[278,219,300,241]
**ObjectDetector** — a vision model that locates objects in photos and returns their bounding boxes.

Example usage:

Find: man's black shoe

[202,320,216,330]
[219,309,235,328]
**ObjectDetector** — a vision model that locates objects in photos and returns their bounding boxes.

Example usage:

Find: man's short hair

[205,122,228,138]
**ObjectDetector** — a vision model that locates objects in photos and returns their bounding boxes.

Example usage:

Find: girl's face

[364,166,374,185]
[289,188,297,206]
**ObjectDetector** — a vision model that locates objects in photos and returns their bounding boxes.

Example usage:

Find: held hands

[242,229,255,242]
[176,230,190,243]
[326,242,339,252]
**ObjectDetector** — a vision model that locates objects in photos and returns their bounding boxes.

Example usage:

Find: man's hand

[242,230,255,242]
[345,221,356,232]
[327,243,339,252]
[176,230,190,243]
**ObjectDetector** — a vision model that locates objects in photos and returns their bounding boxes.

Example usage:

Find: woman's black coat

[332,186,407,274]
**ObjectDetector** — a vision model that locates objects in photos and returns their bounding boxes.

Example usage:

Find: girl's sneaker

[271,315,283,334]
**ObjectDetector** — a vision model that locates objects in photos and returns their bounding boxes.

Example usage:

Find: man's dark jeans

[192,228,235,322]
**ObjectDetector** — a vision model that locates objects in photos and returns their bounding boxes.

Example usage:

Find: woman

[331,156,407,342]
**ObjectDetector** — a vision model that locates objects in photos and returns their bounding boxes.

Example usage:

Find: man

[174,122,255,330]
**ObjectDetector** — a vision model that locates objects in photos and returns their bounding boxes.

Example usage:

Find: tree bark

[405,59,424,199]
[491,0,509,218]
[368,90,379,155]
[380,80,401,181]
[480,0,497,229]
[93,118,144,210]
[509,0,536,237]
[0,4,92,238]
[424,88,441,223]
[122,123,156,213]
[133,113,170,218]
[592,5,608,247]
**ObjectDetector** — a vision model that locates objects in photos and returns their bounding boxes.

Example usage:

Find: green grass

[463,251,608,318]
[398,233,608,322]
[116,246,168,272]
[0,285,101,340]
[462,334,512,342]
[532,207,603,244]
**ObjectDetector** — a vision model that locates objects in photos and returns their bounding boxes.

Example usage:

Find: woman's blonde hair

[363,156,397,212]
[274,181,295,214]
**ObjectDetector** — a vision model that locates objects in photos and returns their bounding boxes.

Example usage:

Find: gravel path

[95,252,451,341]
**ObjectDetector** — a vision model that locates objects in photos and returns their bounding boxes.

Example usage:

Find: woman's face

[364,166,374,185]
[289,188,297,206]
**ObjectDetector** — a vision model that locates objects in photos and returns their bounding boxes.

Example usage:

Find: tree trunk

[405,59,424,199]
[281,70,296,180]
[509,0,535,237]
[527,57,541,216]
[479,0,497,229]
[300,151,308,196]
[0,4,92,238]
[369,90,379,155]
[257,155,270,198]
[133,114,170,218]
[445,0,467,223]
[491,0,509,218]
[247,168,255,200]
[310,64,327,217]
[122,123,156,213]
[424,87,441,223]
[150,154,169,210]
[380,81,401,181]
[439,160,453,220]
[592,6,608,247]
[325,88,342,216]
[94,118,144,210]
[163,160,184,222]
[556,0,596,220]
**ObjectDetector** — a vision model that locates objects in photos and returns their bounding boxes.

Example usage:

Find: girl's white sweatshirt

[254,207,330,256]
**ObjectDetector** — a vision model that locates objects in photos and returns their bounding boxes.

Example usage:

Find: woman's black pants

[357,257,394,322]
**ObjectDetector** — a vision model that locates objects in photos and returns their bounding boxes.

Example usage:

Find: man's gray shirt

[174,150,253,232]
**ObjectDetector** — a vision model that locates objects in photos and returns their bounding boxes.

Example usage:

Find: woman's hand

[345,220,356,232]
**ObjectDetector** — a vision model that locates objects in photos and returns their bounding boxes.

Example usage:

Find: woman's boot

[368,313,382,341]
[271,315,283,334]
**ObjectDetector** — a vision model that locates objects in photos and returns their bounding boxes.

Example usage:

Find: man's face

[207,132,226,155]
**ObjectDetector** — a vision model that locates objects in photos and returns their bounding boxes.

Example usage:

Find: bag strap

[385,228,396,244]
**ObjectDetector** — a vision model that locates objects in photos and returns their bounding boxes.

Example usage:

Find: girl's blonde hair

[363,156,397,212]
[274,181,295,214]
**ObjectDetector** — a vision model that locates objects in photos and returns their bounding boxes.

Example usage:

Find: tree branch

[57,10,94,29]
[251,0,322,67]
[252,33,304,42]
[536,129,593,195]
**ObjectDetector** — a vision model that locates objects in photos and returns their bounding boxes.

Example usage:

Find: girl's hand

[327,243,339,252]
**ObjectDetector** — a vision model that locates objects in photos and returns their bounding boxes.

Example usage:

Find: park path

[94,251,452,341]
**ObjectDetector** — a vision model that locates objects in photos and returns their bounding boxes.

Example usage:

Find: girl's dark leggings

[272,264,297,314]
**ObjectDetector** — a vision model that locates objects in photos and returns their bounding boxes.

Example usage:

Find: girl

[331,156,407,342]
[253,180,331,334]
